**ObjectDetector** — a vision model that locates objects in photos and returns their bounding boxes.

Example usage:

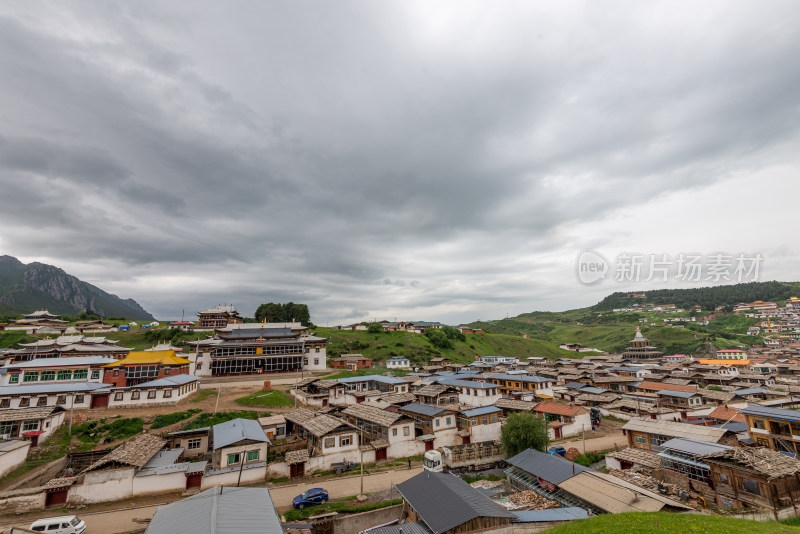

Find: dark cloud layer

[1,1,799,323]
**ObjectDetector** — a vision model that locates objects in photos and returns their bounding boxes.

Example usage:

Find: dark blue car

[292,487,328,509]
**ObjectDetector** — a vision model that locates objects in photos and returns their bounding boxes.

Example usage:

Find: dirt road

[0,468,423,534]
[559,430,627,453]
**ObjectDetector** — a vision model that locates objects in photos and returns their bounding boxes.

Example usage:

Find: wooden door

[91,394,110,408]
[45,488,69,507]
[375,447,387,461]
[425,440,434,452]
[186,474,202,489]
[554,427,562,439]
[290,462,306,478]
[462,435,471,445]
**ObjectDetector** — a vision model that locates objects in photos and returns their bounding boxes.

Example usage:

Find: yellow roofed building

[103,350,191,387]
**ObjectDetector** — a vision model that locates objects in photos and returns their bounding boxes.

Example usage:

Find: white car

[30,515,86,534]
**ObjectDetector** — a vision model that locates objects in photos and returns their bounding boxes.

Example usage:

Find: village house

[385,356,411,369]
[478,373,554,397]
[0,406,65,445]
[398,403,458,450]
[4,336,131,363]
[166,427,210,458]
[706,447,800,517]
[329,353,373,370]
[107,375,200,409]
[395,470,515,534]
[457,405,502,444]
[340,403,417,460]
[622,418,732,451]
[740,405,800,453]
[211,418,270,470]
[413,383,461,405]
[435,377,502,406]
[656,437,732,499]
[283,408,361,475]
[534,402,591,440]
[258,414,287,440]
[493,397,538,416]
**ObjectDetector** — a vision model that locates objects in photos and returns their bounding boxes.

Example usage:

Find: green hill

[315,327,578,365]
[544,511,800,534]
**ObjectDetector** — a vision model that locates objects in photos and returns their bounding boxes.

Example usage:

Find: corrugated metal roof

[512,507,589,522]
[621,418,726,443]
[368,521,433,534]
[460,406,501,418]
[659,437,732,457]
[0,382,106,396]
[558,472,691,513]
[400,403,454,417]
[396,471,514,534]
[212,418,269,450]
[656,390,698,398]
[146,486,282,534]
[3,357,117,368]
[134,374,198,388]
[335,375,411,384]
[507,448,594,485]
[437,378,497,389]
[741,404,800,423]
[486,373,552,383]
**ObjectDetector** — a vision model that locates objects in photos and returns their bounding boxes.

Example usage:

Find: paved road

[269,467,422,511]
[2,468,423,534]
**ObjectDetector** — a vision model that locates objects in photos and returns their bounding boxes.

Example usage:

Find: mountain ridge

[0,255,154,320]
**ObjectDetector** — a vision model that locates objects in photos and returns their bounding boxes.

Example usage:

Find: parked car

[547,446,566,457]
[292,487,329,509]
[30,515,86,534]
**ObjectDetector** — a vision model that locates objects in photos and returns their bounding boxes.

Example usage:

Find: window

[315,347,320,352]
[164,368,171,375]
[303,359,308,365]
[228,453,241,465]
[393,428,398,436]
[340,436,351,447]
[22,421,39,432]
[0,399,9,408]
[491,414,498,423]
[40,371,55,381]
[113,370,119,377]
[73,369,88,380]
[9,375,18,384]
[435,419,440,427]
[23,372,39,383]
[634,434,648,446]
[482,417,488,425]
[187,438,201,450]
[131,391,140,400]
[719,473,729,485]
[163,390,172,398]
[56,396,67,405]
[74,395,84,404]
[246,450,259,461]
[196,362,202,370]
[57,370,72,381]
[114,393,124,401]
[445,417,451,425]
[314,359,319,365]
[403,426,410,436]
[742,477,761,496]
[147,390,156,399]
[324,437,335,448]
[471,419,478,426]
[37,397,48,406]
[91,370,100,379]
[752,419,767,430]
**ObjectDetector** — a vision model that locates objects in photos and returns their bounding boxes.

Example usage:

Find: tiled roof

[605,447,660,469]
[705,447,800,480]
[83,433,165,473]
[342,404,406,427]
[104,350,190,367]
[534,402,588,417]
[707,405,745,423]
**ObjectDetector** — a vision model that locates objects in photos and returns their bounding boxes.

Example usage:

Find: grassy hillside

[544,512,800,534]
[315,327,577,365]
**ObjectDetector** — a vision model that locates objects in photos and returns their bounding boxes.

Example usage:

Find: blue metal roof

[733,388,766,395]
[335,375,410,384]
[512,508,589,523]
[657,389,698,398]
[212,418,270,450]
[740,404,800,423]
[507,448,594,485]
[136,374,199,388]
[660,437,732,457]
[460,406,502,418]
[563,382,586,390]
[400,403,454,417]
[0,382,107,395]
[437,378,498,389]
[487,373,551,383]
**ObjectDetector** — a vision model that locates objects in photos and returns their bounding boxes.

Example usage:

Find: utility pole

[359,426,365,497]
[237,451,245,487]
[214,384,221,416]
[68,392,75,436]
[582,425,586,454]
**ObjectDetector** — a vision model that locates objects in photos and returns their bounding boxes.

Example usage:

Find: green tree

[367,323,383,334]
[501,412,550,457]
[441,325,466,342]
[425,329,452,349]
[254,302,312,326]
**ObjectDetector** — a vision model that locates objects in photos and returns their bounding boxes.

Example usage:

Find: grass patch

[573,452,605,467]
[235,390,293,407]
[602,415,627,424]
[73,417,144,444]
[545,512,800,534]
[191,390,217,403]
[184,410,264,430]
[151,409,203,429]
[283,498,403,521]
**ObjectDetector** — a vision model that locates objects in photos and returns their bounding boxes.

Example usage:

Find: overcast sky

[1,1,799,324]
